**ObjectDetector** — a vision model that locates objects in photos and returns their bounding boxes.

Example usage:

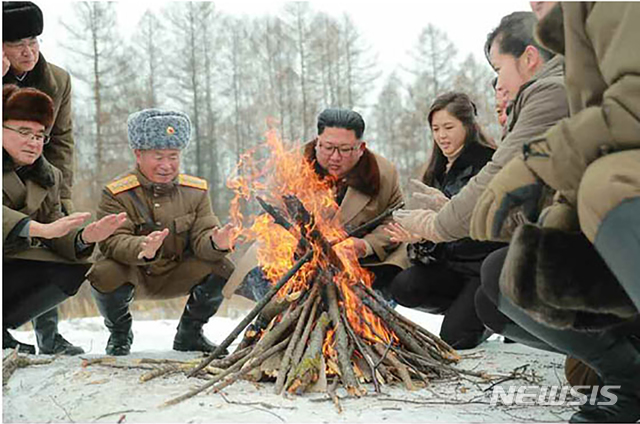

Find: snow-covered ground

[3,303,576,423]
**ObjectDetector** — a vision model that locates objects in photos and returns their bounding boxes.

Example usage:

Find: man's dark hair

[317,108,365,140]
[484,11,553,66]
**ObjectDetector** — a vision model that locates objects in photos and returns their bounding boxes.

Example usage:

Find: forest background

[27,1,529,320]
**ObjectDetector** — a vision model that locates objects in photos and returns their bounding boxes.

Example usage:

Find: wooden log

[355,285,430,358]
[187,248,314,377]
[286,311,330,394]
[209,335,292,394]
[374,343,415,391]
[341,310,381,393]
[325,280,361,396]
[284,294,320,390]
[274,283,320,394]
[357,281,458,360]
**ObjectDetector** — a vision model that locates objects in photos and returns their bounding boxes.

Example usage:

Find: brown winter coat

[222,141,409,298]
[3,54,75,211]
[3,151,88,263]
[434,55,569,241]
[534,2,640,240]
[86,168,234,299]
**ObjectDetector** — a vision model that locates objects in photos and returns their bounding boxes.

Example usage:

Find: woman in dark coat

[386,92,504,349]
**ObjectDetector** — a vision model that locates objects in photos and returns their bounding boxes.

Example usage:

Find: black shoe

[173,324,228,355]
[39,333,84,355]
[91,284,135,356]
[173,274,227,355]
[34,308,84,355]
[3,328,35,354]
[106,331,133,356]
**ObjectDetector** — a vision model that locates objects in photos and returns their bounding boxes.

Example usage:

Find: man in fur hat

[3,85,126,354]
[3,1,81,355]
[470,2,640,422]
[87,109,236,356]
[225,108,409,303]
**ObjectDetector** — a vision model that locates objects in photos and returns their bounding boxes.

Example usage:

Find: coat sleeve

[190,190,229,262]
[362,165,404,261]
[543,3,640,191]
[96,189,155,266]
[435,79,569,241]
[3,206,31,253]
[43,69,74,202]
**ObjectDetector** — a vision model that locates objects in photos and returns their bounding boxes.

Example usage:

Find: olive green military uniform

[87,168,234,299]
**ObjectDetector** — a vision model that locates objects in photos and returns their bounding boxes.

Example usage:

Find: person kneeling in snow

[3,85,126,354]
[86,109,236,356]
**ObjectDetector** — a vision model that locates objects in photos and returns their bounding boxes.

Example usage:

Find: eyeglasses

[316,142,361,157]
[3,37,40,52]
[3,125,50,144]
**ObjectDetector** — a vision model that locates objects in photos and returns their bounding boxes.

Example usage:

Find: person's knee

[578,150,640,241]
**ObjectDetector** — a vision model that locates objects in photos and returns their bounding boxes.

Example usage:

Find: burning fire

[227,129,399,358]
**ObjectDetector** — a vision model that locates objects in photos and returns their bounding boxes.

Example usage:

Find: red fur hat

[3,84,54,128]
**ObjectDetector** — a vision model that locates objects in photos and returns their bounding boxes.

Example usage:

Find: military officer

[87,109,235,356]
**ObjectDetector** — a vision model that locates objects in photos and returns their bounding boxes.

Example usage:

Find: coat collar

[3,149,56,188]
[133,166,178,196]
[2,54,59,96]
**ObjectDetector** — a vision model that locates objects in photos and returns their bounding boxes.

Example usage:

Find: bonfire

[162,130,487,407]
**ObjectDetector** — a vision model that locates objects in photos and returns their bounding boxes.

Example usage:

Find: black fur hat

[3,84,54,128]
[3,2,44,42]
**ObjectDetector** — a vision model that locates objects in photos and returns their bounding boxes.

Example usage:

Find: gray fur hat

[127,109,191,150]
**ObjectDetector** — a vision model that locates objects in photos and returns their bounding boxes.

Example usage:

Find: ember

[164,130,484,407]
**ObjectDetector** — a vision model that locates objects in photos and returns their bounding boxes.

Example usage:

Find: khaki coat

[3,152,86,263]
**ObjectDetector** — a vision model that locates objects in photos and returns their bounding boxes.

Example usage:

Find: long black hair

[422,92,492,186]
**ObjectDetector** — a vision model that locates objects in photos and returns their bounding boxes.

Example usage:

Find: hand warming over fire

[210,223,237,251]
[392,209,445,243]
[337,236,369,258]
[138,228,170,260]
[384,221,423,243]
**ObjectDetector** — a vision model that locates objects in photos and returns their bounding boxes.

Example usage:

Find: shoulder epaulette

[106,174,140,195]
[178,174,208,191]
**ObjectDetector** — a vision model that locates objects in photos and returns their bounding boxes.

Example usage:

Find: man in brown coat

[471,3,640,422]
[226,108,408,302]
[3,1,80,354]
[3,85,126,354]
[87,109,235,356]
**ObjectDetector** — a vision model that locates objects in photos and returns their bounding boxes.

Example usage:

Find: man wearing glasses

[3,85,126,355]
[226,108,408,304]
[3,2,81,355]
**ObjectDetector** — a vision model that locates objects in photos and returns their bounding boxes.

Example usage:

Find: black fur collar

[304,139,381,197]
[3,149,56,188]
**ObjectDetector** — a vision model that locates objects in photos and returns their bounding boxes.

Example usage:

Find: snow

[3,303,577,423]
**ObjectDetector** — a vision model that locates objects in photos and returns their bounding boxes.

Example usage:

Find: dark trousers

[388,260,488,349]
[3,259,89,329]
[475,247,640,342]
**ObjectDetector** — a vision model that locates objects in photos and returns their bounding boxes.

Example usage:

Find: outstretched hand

[138,228,170,260]
[29,212,91,239]
[210,223,238,251]
[82,212,128,244]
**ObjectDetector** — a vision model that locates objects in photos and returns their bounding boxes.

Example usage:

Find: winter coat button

[154,203,160,208]
[155,221,161,226]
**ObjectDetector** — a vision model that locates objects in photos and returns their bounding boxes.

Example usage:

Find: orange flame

[227,128,398,348]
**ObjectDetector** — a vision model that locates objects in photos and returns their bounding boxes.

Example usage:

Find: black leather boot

[33,308,84,355]
[3,328,35,354]
[92,284,134,356]
[173,274,228,355]
[498,294,640,423]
